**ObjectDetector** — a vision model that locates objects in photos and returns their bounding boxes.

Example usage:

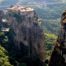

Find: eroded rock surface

[0,5,45,66]
[49,10,66,66]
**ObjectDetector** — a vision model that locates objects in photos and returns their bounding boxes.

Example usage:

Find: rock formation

[0,5,45,66]
[49,10,66,66]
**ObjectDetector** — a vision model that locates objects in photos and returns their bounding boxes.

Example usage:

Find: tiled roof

[7,5,34,12]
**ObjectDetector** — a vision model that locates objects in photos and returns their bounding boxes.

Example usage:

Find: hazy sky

[0,0,66,6]
[0,0,66,3]
[17,0,66,5]
[0,0,4,3]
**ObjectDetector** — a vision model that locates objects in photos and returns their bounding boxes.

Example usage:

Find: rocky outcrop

[49,10,66,66]
[0,5,45,65]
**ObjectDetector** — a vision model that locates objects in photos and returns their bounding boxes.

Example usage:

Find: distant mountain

[0,0,66,34]
[18,0,66,34]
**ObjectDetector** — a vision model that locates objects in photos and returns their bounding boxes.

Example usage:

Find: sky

[17,0,66,4]
[0,0,4,3]
[0,0,66,8]
[0,0,66,5]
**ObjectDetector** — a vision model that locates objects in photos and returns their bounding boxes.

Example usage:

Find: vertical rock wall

[0,5,46,65]
[49,10,66,66]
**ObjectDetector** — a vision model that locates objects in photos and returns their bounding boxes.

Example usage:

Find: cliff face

[49,11,66,66]
[0,5,45,63]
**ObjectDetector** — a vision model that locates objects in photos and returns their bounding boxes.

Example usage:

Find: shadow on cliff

[0,30,46,66]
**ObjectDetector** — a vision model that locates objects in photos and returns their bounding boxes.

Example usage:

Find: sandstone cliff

[0,5,45,65]
[49,10,66,66]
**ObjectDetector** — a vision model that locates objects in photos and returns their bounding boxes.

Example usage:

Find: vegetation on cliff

[45,33,57,60]
[0,31,13,66]
[0,29,57,66]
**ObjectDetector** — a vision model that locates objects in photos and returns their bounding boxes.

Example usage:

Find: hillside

[0,0,66,34]
[17,0,66,34]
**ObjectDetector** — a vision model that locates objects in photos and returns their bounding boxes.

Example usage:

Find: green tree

[0,45,13,66]
[0,31,13,66]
